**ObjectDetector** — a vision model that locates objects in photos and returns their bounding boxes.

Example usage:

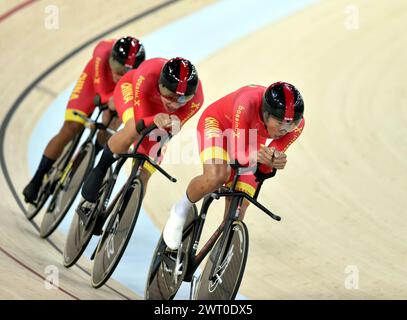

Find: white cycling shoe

[163,206,187,251]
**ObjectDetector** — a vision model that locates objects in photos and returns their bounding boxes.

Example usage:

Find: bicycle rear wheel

[194,220,249,300]
[63,165,111,268]
[40,142,94,238]
[91,179,143,288]
[144,205,197,300]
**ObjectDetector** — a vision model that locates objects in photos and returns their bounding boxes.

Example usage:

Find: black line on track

[0,0,180,300]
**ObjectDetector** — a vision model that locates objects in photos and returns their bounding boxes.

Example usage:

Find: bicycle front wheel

[63,165,111,268]
[91,179,143,288]
[144,205,197,300]
[194,220,249,300]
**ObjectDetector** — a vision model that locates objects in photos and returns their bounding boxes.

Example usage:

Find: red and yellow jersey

[91,39,116,104]
[66,39,116,122]
[197,85,305,196]
[198,85,305,168]
[114,57,204,127]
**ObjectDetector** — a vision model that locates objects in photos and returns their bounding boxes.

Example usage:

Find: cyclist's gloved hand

[257,147,287,170]
[154,113,171,129]
[153,113,180,135]
[271,148,287,170]
[256,146,273,166]
[169,115,180,135]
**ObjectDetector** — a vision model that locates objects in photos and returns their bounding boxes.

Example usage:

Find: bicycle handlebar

[211,191,281,221]
[133,123,159,152]
[117,153,177,183]
[71,110,117,135]
[71,110,93,125]
[98,104,109,112]
[117,123,176,183]
[231,163,277,182]
[254,167,277,181]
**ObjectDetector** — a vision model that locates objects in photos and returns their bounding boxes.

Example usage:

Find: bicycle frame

[72,105,116,148]
[56,106,114,190]
[91,124,176,230]
[182,166,281,283]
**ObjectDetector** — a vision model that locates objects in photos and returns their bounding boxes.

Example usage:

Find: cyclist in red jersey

[163,82,305,250]
[23,37,146,204]
[77,57,204,216]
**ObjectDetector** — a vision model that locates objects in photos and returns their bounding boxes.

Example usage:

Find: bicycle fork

[207,196,243,283]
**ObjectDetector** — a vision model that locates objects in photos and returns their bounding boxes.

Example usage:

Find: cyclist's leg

[186,162,230,202]
[81,103,138,203]
[107,113,139,153]
[164,113,230,249]
[23,121,84,204]
[123,131,167,200]
[45,59,94,162]
[223,196,250,221]
[44,121,84,159]
[164,162,230,250]
[223,172,257,220]
[187,111,230,203]
[138,167,152,199]
[23,63,94,204]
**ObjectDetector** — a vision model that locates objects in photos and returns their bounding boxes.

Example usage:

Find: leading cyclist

[163,82,305,250]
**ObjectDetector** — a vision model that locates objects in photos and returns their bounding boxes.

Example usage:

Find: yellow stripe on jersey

[122,107,135,125]
[199,147,229,163]
[225,181,256,197]
[64,109,87,124]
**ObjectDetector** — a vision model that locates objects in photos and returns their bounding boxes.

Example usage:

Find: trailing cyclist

[77,57,204,218]
[23,36,146,204]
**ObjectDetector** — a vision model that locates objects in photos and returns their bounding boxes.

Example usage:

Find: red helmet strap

[176,59,189,95]
[282,83,295,121]
[124,40,139,68]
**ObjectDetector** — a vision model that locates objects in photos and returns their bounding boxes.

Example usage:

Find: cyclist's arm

[138,82,204,133]
[93,41,115,105]
[67,58,94,104]
[113,72,134,121]
[231,97,254,166]
[258,117,305,173]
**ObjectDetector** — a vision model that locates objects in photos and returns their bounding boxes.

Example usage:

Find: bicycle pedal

[24,195,36,206]
[76,201,94,223]
[164,247,178,254]
[174,261,184,276]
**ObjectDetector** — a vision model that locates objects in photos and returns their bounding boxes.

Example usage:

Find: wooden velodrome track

[0,0,406,299]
